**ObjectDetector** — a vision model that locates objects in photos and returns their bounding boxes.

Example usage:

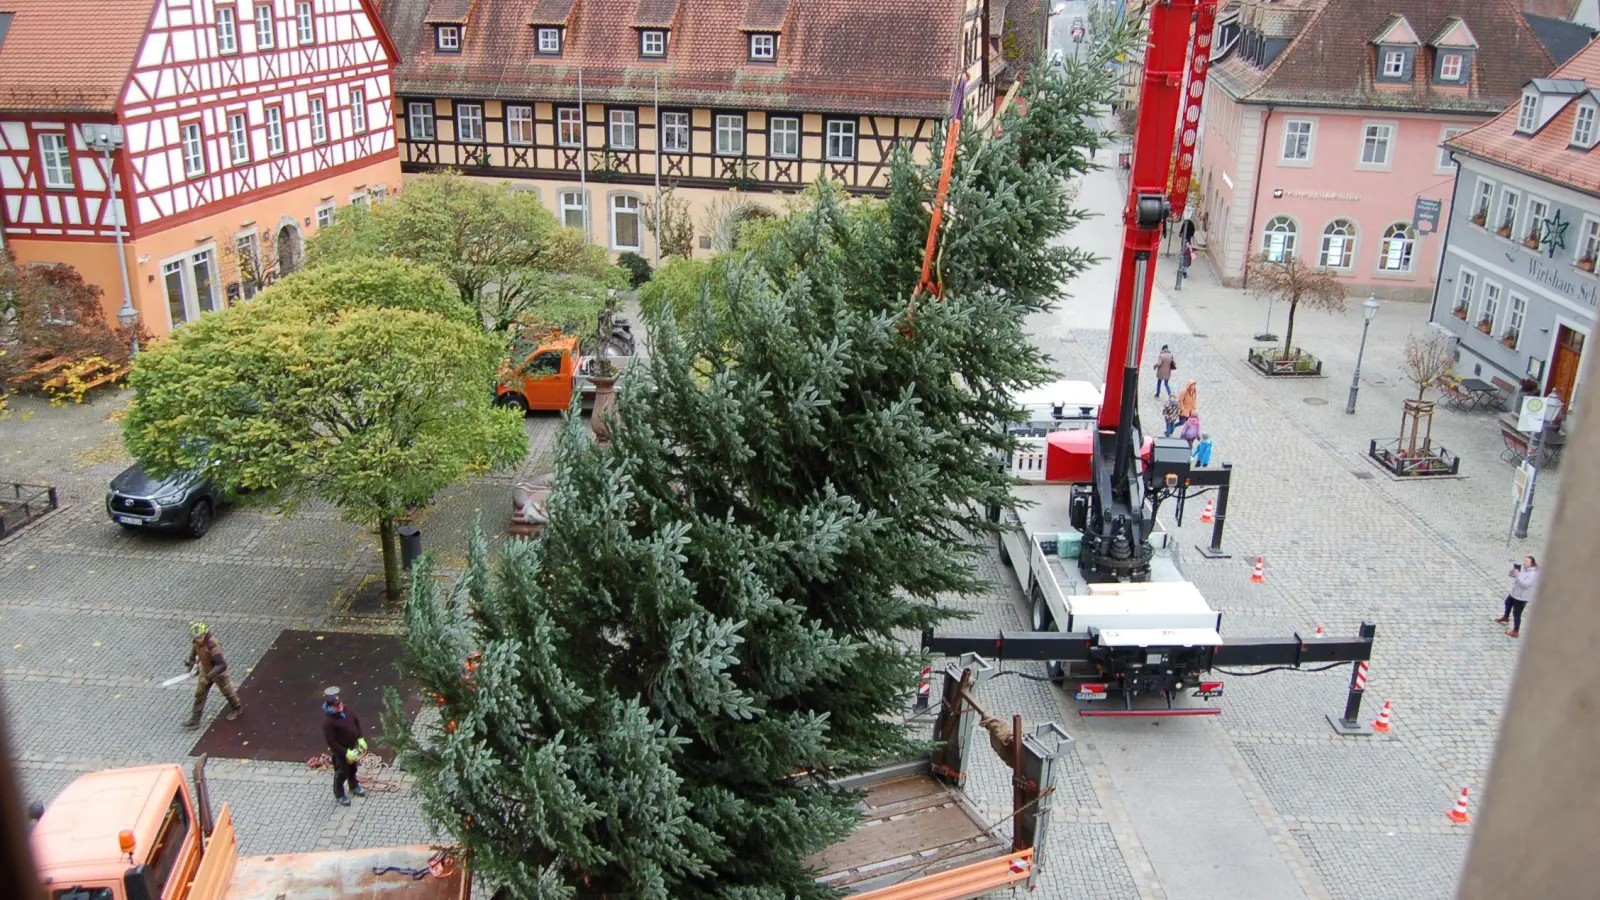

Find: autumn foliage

[0,250,149,403]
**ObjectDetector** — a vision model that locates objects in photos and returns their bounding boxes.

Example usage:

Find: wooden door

[1549,325,1585,413]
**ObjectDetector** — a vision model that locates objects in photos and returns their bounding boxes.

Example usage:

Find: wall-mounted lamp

[137,254,151,264]
[1272,188,1284,198]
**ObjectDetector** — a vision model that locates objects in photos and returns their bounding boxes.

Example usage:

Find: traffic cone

[1371,700,1393,733]
[1314,625,1325,639]
[1250,557,1265,583]
[1448,787,1472,824]
[1199,498,1215,523]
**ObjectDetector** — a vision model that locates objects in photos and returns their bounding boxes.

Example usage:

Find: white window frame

[1319,219,1356,270]
[1473,177,1496,225]
[315,201,336,229]
[1574,103,1597,148]
[1479,280,1502,331]
[715,114,744,156]
[457,103,484,143]
[1505,291,1527,346]
[1358,121,1394,169]
[296,1,314,43]
[161,246,221,329]
[750,33,776,60]
[825,120,856,161]
[371,184,387,204]
[1436,126,1468,173]
[1454,267,1477,315]
[1280,118,1314,165]
[660,111,690,152]
[1575,215,1600,267]
[609,109,636,150]
[227,113,249,164]
[557,107,582,147]
[437,25,460,51]
[559,189,588,234]
[408,102,435,141]
[265,106,285,155]
[1497,187,1521,237]
[769,116,799,158]
[216,7,238,54]
[641,29,665,57]
[537,27,561,54]
[255,5,275,49]
[1377,222,1416,273]
[309,96,327,144]
[349,190,370,208]
[1261,215,1298,262]
[610,194,642,251]
[507,105,533,145]
[38,132,73,189]
[1382,49,1405,77]
[1517,93,1539,133]
[1523,196,1550,247]
[233,231,262,300]
[350,88,367,133]
[1440,53,1463,81]
[181,122,205,177]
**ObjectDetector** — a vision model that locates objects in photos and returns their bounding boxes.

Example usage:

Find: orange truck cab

[496,335,582,412]
[30,762,465,900]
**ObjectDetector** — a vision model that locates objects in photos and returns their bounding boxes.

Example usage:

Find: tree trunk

[378,515,404,602]
[1282,299,1300,358]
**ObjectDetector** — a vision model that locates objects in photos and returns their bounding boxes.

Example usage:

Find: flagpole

[578,69,589,239]
[653,73,662,268]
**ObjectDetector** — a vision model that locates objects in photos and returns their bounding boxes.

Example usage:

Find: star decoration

[1541,209,1568,259]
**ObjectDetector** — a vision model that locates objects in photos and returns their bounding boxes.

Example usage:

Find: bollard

[1328,621,1378,735]
[397,525,423,570]
[1196,463,1233,559]
[914,665,933,712]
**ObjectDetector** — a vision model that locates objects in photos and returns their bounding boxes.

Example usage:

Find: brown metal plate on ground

[190,629,422,764]
[227,845,465,900]
[810,772,1004,891]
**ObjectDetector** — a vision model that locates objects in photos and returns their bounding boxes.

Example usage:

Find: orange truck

[493,334,633,413]
[29,757,465,900]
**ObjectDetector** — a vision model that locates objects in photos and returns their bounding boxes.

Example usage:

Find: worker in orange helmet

[182,622,243,728]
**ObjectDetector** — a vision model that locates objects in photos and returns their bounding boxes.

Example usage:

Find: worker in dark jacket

[321,686,368,806]
[182,622,243,728]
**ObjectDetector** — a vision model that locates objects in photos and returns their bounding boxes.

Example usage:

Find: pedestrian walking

[321,686,369,806]
[1179,216,1197,246]
[1180,413,1202,447]
[181,622,243,728]
[1162,396,1182,437]
[1191,433,1214,467]
[1495,556,1540,638]
[1153,345,1176,398]
[1175,240,1194,290]
[1177,379,1198,421]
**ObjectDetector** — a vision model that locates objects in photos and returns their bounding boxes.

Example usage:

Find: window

[181,123,205,176]
[825,120,856,161]
[234,233,262,299]
[770,116,799,157]
[310,97,327,143]
[1281,119,1313,162]
[1497,188,1521,236]
[750,33,775,60]
[557,107,582,147]
[507,105,533,144]
[371,184,387,204]
[255,5,274,48]
[1454,268,1476,316]
[1320,219,1355,269]
[350,191,370,207]
[1505,292,1527,345]
[559,190,588,232]
[228,113,249,164]
[609,109,636,149]
[217,7,237,53]
[1473,178,1496,225]
[137,794,191,900]
[457,103,483,142]
[537,27,561,54]
[611,194,641,250]
[660,111,690,152]
[38,133,72,188]
[164,249,220,328]
[1480,281,1502,330]
[1440,53,1462,80]
[641,29,665,57]
[1575,104,1597,147]
[265,106,285,154]
[408,102,435,140]
[1359,123,1393,167]
[1261,215,1297,262]
[1517,93,1539,132]
[1437,126,1467,171]
[297,1,314,43]
[1378,222,1416,272]
[350,88,366,133]
[1576,216,1600,267]
[1382,49,1405,77]
[715,114,744,155]
[316,201,336,228]
[1524,197,1550,246]
[437,25,460,51]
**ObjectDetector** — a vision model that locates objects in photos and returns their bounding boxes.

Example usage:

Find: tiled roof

[384,0,968,118]
[528,0,579,27]
[0,0,155,113]
[1448,37,1600,194]
[1210,0,1557,115]
[1524,12,1596,65]
[633,0,681,28]
[424,0,475,24]
[741,0,793,32]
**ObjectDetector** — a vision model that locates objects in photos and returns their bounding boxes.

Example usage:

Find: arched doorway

[276,222,302,276]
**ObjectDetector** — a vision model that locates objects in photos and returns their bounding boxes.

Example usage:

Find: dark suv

[106,463,220,537]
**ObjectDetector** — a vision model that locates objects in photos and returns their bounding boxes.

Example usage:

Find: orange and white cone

[1371,699,1393,733]
[1314,625,1325,639]
[1199,499,1215,523]
[1251,557,1266,583]
[1448,787,1472,824]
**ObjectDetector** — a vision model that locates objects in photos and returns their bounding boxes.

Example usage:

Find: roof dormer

[1571,93,1599,150]
[634,0,679,59]
[528,0,578,56]
[424,0,473,54]
[1371,13,1421,84]
[1517,78,1587,135]
[741,0,792,64]
[1426,15,1478,87]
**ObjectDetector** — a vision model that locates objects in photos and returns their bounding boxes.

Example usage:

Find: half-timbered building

[0,0,402,337]
[381,0,1003,260]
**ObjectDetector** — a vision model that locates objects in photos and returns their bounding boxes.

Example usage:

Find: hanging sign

[1413,198,1443,235]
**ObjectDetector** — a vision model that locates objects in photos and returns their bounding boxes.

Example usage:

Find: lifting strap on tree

[907,76,969,321]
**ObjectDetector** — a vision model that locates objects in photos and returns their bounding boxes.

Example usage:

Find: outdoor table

[1498,414,1566,467]
[1458,377,1497,411]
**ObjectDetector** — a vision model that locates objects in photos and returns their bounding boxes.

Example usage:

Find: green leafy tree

[123,259,527,599]
[636,256,730,329]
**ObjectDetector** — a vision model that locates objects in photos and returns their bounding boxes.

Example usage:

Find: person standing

[1162,396,1182,437]
[1180,413,1202,448]
[1191,433,1214,467]
[1177,380,1198,423]
[1495,556,1540,637]
[1175,240,1194,290]
[321,686,368,806]
[182,623,243,729]
[1153,345,1177,398]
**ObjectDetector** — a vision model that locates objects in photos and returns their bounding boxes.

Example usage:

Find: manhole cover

[1352,471,1375,480]
[1303,397,1329,406]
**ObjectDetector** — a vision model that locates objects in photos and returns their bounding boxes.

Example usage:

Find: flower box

[1478,319,1494,334]
[1247,345,1323,377]
[1502,333,1519,349]
[1497,224,1514,238]
[1524,234,1542,250]
[1368,438,1461,477]
[1471,212,1488,227]
[1579,257,1596,273]
[1452,306,1469,320]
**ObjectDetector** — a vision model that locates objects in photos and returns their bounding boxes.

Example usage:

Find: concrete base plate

[1196,544,1232,559]
[1327,713,1375,736]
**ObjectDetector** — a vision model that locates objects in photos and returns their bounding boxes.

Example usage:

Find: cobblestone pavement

[0,394,561,855]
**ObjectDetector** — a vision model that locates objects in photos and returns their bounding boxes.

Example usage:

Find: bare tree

[642,184,696,259]
[219,229,283,303]
[1244,253,1346,358]
[1402,331,1455,403]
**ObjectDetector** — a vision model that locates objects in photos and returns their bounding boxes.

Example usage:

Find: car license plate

[115,515,141,525]
[1075,691,1107,701]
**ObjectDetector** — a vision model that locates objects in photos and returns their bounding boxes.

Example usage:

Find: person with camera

[1495,556,1540,638]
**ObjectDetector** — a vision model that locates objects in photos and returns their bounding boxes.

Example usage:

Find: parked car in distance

[106,462,220,537]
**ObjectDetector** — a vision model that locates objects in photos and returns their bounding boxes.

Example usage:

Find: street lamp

[85,124,138,357]
[1345,292,1380,414]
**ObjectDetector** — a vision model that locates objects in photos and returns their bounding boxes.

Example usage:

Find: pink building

[1197,0,1590,301]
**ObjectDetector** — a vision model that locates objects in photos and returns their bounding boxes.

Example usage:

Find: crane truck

[926,0,1376,716]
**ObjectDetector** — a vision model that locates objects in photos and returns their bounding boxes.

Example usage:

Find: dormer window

[537,27,562,54]
[1573,103,1597,148]
[641,29,666,57]
[436,25,460,52]
[1440,53,1462,81]
[1382,50,1405,77]
[749,32,776,61]
[1517,93,1539,133]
